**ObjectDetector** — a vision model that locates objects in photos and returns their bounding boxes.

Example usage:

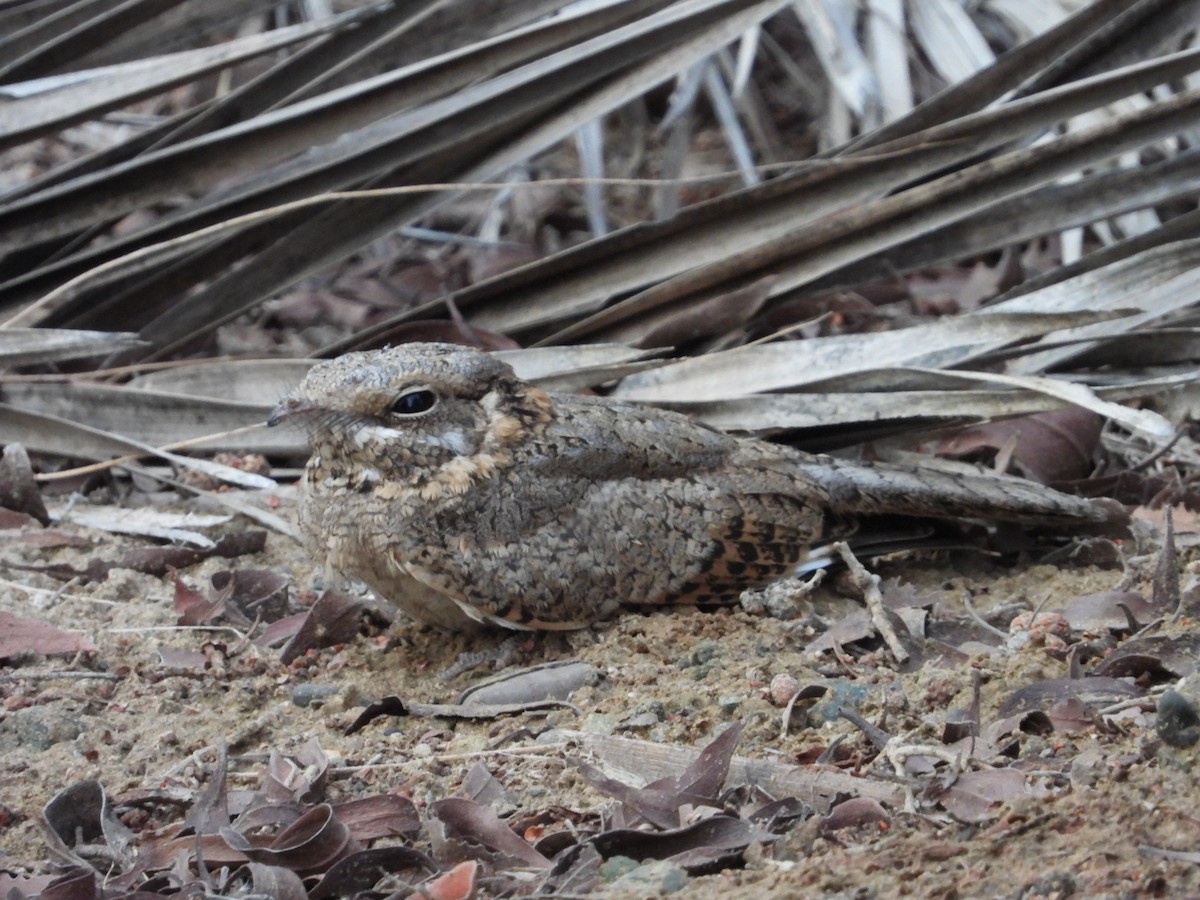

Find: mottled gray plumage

[269,343,1123,632]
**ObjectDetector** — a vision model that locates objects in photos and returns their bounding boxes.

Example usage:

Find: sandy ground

[1,483,1198,897]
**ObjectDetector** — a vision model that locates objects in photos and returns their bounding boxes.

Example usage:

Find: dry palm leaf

[0,0,1197,472]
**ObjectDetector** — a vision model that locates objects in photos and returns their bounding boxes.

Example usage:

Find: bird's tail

[791,453,1126,530]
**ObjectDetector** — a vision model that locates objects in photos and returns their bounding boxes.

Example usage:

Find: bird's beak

[267,397,316,427]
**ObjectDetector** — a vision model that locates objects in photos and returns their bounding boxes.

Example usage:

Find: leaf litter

[0,538,1191,890]
[5,2,1200,897]
[7,468,1196,896]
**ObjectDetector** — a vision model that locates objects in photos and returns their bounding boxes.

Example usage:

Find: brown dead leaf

[1061,591,1154,633]
[41,780,133,871]
[384,260,461,305]
[173,575,232,626]
[591,815,772,872]
[430,797,551,869]
[183,740,230,836]
[211,568,290,622]
[0,508,43,529]
[934,768,1027,823]
[1131,505,1200,533]
[998,677,1143,718]
[633,276,775,348]
[278,588,365,664]
[406,859,479,900]
[308,846,437,900]
[332,795,422,841]
[0,873,58,898]
[7,531,269,586]
[1093,633,1200,680]
[821,796,891,832]
[221,803,359,875]
[578,722,745,829]
[803,608,874,654]
[21,868,96,899]
[0,612,97,659]
[270,289,371,330]
[0,443,49,525]
[261,739,330,804]
[936,408,1103,483]
[468,245,542,284]
[1044,697,1095,732]
[260,611,309,648]
[246,863,307,900]
[0,528,90,549]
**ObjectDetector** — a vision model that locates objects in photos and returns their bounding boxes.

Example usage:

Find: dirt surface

[1,483,1198,897]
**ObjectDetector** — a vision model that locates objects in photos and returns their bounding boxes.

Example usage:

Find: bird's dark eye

[390,388,437,416]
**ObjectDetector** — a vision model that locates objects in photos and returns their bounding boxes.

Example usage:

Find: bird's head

[269,343,551,479]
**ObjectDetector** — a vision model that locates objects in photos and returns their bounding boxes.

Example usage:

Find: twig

[1127,426,1185,473]
[0,576,120,606]
[962,591,1008,640]
[0,671,120,682]
[109,625,250,641]
[883,738,964,813]
[35,424,268,483]
[831,541,909,664]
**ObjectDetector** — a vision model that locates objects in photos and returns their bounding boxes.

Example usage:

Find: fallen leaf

[594,815,774,872]
[936,408,1103,483]
[174,575,232,626]
[62,507,232,548]
[308,846,436,900]
[431,798,551,868]
[1061,591,1154,633]
[221,803,358,874]
[1093,634,1200,680]
[821,796,891,832]
[0,612,97,659]
[407,860,478,900]
[0,443,49,525]
[999,677,1143,718]
[278,588,364,664]
[935,768,1027,822]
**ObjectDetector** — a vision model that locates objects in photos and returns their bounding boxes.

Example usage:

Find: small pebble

[0,708,84,752]
[769,673,800,707]
[608,859,689,894]
[718,693,743,712]
[291,684,339,708]
[1157,690,1200,748]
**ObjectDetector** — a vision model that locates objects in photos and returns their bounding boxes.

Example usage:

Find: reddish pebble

[769,673,800,707]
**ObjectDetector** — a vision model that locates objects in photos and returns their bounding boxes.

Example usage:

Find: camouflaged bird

[268,343,1123,632]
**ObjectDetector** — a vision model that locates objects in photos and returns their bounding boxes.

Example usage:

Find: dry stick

[883,739,964,813]
[830,541,909,664]
[1099,691,1162,716]
[1127,425,1186,473]
[35,423,269,482]
[0,671,120,682]
[402,699,580,719]
[779,689,805,742]
[0,575,119,606]
[962,591,1008,640]
[109,625,250,640]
